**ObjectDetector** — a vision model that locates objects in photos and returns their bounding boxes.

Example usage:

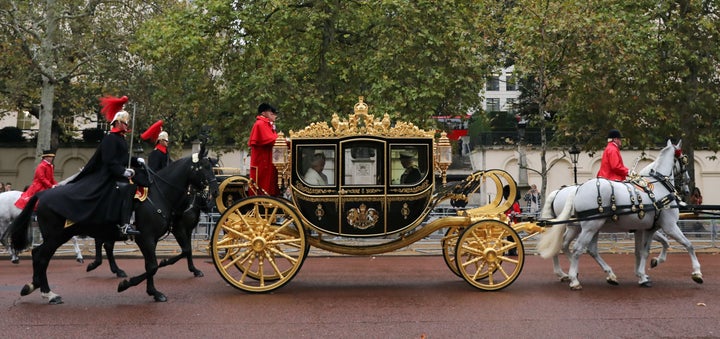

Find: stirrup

[119,224,140,236]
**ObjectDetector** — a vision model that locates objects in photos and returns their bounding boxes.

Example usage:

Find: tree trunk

[37,77,56,157]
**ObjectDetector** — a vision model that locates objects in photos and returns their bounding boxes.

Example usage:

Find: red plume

[100,95,128,122]
[141,120,164,142]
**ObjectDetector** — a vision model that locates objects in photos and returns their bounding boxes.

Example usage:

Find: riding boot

[118,183,140,236]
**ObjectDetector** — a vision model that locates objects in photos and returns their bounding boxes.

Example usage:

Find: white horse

[0,190,84,264]
[539,140,702,290]
[538,185,671,285]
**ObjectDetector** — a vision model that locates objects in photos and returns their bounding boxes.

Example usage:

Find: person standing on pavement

[248,103,279,196]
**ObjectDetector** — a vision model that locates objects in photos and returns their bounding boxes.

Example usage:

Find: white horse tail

[537,188,576,258]
[540,189,560,219]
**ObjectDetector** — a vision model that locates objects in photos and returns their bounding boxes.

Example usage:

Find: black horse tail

[8,194,39,252]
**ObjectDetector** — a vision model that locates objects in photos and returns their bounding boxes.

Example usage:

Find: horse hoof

[76,258,84,264]
[559,276,570,283]
[117,280,131,292]
[86,262,100,272]
[640,281,653,288]
[650,258,658,268]
[158,259,169,268]
[193,271,204,278]
[692,273,703,284]
[12,258,19,264]
[48,296,64,305]
[20,283,35,296]
[606,278,619,286]
[570,285,582,291]
[154,293,168,302]
[116,270,128,278]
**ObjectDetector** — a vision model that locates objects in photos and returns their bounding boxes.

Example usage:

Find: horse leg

[650,232,670,269]
[552,226,578,282]
[86,238,104,272]
[71,236,84,263]
[567,221,603,290]
[117,236,166,302]
[634,230,653,287]
[587,232,618,285]
[159,215,203,277]
[23,239,64,304]
[104,240,127,278]
[662,223,703,284]
[10,246,20,264]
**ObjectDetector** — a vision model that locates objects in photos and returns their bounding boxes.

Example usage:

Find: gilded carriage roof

[289,97,434,139]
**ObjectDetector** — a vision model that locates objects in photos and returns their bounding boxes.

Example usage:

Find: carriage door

[338,139,387,236]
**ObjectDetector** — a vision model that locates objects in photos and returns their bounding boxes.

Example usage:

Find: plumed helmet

[111,111,130,125]
[607,129,622,139]
[141,120,164,142]
[100,95,129,123]
[157,131,169,142]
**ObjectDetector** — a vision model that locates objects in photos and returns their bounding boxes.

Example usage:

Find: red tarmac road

[1,253,718,338]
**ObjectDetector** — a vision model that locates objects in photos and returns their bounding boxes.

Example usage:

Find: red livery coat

[15,159,57,209]
[248,115,279,196]
[597,141,629,181]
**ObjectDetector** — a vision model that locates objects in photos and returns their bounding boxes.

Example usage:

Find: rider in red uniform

[14,149,58,210]
[597,129,629,181]
[248,103,279,196]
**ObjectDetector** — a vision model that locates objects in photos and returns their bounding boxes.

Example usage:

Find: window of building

[16,112,35,130]
[486,76,500,91]
[506,74,517,91]
[486,98,500,112]
[506,98,516,114]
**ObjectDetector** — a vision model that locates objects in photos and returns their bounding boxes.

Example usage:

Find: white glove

[630,170,637,177]
[123,168,135,178]
[137,158,145,165]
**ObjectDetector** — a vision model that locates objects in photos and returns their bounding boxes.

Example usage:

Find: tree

[131,0,503,149]
[0,1,169,156]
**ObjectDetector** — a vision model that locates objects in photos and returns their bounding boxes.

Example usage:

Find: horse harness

[575,171,683,230]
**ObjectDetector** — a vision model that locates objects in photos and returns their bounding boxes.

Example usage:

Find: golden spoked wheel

[210,196,308,293]
[215,176,255,213]
[441,227,462,277]
[456,220,524,291]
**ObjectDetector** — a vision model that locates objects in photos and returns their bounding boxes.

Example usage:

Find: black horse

[8,145,218,304]
[86,184,214,278]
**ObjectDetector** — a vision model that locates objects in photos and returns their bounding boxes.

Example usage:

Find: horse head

[190,141,219,210]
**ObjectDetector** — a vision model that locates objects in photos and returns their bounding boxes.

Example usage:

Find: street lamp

[569,145,581,185]
[516,116,529,195]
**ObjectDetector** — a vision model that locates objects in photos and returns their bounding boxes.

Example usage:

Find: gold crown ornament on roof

[290,96,432,139]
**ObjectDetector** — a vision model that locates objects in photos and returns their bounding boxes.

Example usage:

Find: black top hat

[399,151,416,159]
[257,103,278,115]
[607,129,622,139]
[41,149,56,157]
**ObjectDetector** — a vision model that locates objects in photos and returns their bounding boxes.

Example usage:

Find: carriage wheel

[455,220,524,291]
[210,196,308,293]
[215,176,255,213]
[441,227,462,277]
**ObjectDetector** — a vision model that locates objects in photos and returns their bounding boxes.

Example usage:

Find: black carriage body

[291,136,434,237]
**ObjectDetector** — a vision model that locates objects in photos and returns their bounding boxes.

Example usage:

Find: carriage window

[343,143,383,185]
[298,147,335,186]
[391,145,427,185]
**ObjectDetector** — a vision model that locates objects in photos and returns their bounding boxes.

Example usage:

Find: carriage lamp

[569,145,581,185]
[436,132,452,186]
[272,132,290,188]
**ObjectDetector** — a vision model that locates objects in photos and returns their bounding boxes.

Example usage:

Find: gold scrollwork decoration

[401,203,410,220]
